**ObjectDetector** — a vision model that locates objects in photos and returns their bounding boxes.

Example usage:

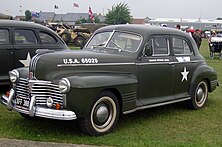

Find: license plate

[15,95,30,111]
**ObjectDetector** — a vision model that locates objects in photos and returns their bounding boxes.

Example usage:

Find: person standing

[176,24,181,30]
[192,29,202,49]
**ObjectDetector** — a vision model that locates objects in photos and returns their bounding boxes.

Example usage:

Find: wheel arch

[99,88,123,114]
[189,64,217,94]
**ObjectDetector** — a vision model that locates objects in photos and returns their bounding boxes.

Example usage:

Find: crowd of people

[175,24,219,50]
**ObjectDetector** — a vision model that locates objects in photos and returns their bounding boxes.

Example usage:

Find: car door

[171,35,198,99]
[13,28,41,68]
[137,35,175,105]
[0,27,13,84]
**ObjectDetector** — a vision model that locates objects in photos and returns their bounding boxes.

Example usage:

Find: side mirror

[144,43,153,56]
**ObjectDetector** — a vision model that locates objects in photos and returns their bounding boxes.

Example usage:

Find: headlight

[9,70,19,83]
[58,78,70,93]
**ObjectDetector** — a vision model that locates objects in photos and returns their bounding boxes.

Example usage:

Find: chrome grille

[31,83,64,108]
[15,78,64,109]
[16,78,29,98]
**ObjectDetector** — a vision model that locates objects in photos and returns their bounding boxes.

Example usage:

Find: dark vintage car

[1,25,218,136]
[0,20,69,85]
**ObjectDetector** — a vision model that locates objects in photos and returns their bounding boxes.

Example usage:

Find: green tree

[94,15,100,23]
[76,16,100,24]
[105,3,132,24]
[25,10,32,21]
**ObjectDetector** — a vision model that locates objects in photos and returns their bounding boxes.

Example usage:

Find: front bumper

[1,89,77,120]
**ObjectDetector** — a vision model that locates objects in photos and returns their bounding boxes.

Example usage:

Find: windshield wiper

[110,40,122,51]
[92,43,106,49]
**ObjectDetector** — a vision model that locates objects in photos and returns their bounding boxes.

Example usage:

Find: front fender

[65,74,138,118]
[67,74,137,88]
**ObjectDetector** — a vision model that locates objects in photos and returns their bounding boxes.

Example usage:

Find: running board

[123,97,191,114]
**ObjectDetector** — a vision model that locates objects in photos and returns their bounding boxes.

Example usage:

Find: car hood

[33,49,136,81]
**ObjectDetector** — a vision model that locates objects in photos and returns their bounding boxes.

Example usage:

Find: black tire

[74,36,85,48]
[19,113,38,120]
[188,80,208,110]
[60,32,71,44]
[79,91,119,136]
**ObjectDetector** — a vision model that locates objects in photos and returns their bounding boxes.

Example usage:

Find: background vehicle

[48,22,91,48]
[0,20,69,85]
[209,37,222,59]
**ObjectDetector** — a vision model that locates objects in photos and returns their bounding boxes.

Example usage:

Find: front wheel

[79,91,119,136]
[60,32,71,44]
[74,36,85,48]
[188,80,208,109]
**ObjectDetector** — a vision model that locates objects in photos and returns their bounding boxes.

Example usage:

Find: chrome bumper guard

[1,89,77,120]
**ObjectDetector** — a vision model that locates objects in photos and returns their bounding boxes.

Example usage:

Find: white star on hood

[19,52,31,67]
[181,67,189,82]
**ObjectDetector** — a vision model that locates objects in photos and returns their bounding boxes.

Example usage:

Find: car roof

[95,24,189,37]
[0,20,51,30]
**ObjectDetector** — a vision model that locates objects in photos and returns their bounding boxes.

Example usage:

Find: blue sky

[1,0,222,19]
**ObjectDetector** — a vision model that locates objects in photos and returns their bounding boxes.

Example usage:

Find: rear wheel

[79,91,119,136]
[188,80,208,109]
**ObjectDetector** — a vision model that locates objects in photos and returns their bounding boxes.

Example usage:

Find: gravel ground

[0,138,101,147]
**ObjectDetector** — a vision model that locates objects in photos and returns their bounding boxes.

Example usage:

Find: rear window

[39,32,57,44]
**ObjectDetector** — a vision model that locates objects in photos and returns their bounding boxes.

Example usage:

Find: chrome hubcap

[196,87,204,102]
[91,96,117,133]
[94,104,109,125]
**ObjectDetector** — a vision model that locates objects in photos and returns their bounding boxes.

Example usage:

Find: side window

[153,37,169,55]
[14,29,37,44]
[172,37,192,55]
[39,32,57,44]
[0,29,9,44]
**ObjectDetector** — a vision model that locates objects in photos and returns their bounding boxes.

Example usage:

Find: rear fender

[190,65,217,93]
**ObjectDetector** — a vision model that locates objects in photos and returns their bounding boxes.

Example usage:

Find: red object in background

[186,28,195,33]
[88,7,95,23]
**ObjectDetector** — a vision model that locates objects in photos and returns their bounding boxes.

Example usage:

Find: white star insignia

[19,52,31,67]
[181,67,189,82]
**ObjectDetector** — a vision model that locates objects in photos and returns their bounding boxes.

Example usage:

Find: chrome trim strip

[138,62,171,65]
[57,62,136,67]
[57,59,204,67]
[123,97,191,114]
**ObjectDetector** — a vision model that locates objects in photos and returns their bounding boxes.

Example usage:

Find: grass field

[0,39,221,146]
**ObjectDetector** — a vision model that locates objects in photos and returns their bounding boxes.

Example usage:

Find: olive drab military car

[1,25,218,136]
[0,20,69,85]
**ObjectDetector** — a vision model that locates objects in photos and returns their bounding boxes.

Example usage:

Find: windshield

[86,31,142,53]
